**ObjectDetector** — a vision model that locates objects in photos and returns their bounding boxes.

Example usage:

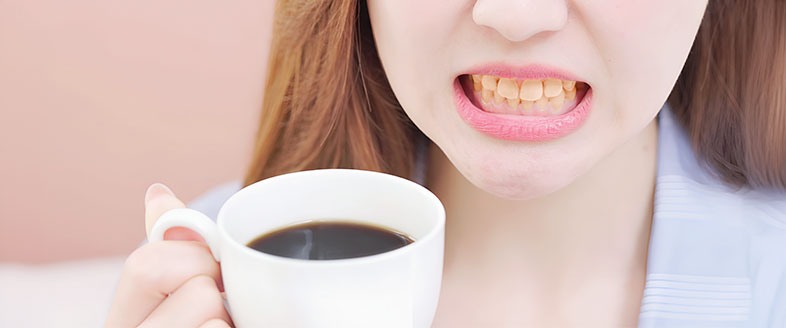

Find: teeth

[472,74,482,91]
[535,96,548,110]
[496,78,519,99]
[482,89,493,102]
[507,97,520,109]
[543,78,563,98]
[565,87,576,101]
[493,91,505,105]
[519,80,543,101]
[548,89,565,111]
[472,74,583,114]
[481,75,498,89]
[563,80,576,91]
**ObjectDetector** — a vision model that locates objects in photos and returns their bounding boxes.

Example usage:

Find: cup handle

[148,208,221,262]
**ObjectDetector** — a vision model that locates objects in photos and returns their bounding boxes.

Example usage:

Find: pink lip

[454,63,593,142]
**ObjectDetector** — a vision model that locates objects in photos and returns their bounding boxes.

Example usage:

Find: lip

[453,63,593,142]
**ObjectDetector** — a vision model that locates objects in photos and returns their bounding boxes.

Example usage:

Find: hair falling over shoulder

[246,0,786,192]
[242,0,422,187]
[668,0,786,191]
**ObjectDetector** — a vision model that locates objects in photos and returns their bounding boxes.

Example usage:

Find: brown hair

[668,0,786,190]
[245,0,786,191]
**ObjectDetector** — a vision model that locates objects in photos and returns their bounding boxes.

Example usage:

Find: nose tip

[472,0,568,42]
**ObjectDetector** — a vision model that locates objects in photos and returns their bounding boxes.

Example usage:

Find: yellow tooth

[543,78,563,97]
[472,75,482,91]
[549,89,565,111]
[481,75,498,90]
[563,80,576,91]
[482,89,493,103]
[507,97,520,109]
[565,87,576,101]
[536,96,548,110]
[519,79,543,101]
[494,91,505,105]
[497,78,519,99]
[521,100,534,110]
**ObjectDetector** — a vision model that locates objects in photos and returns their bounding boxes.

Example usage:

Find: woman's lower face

[367,0,708,199]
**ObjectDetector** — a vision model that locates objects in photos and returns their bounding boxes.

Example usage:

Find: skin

[107,0,708,327]
[365,0,708,326]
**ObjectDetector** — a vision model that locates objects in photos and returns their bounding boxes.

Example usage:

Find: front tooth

[521,100,534,110]
[543,78,563,97]
[497,78,519,99]
[507,97,520,109]
[519,79,543,101]
[493,91,505,105]
[472,74,482,91]
[535,96,548,110]
[481,75,498,90]
[565,87,576,101]
[563,80,576,91]
[549,89,565,111]
[482,89,493,103]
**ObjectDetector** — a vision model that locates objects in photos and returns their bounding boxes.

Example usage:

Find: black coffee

[246,221,414,260]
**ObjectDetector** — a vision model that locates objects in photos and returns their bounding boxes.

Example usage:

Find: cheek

[367,0,467,129]
[583,0,707,122]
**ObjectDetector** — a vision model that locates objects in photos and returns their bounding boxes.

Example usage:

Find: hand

[105,183,233,328]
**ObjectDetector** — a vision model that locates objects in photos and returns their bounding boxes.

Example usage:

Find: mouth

[453,64,593,142]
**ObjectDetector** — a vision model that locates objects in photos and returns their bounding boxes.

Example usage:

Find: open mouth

[458,74,590,117]
[452,67,594,142]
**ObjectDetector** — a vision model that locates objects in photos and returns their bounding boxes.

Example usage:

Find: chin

[455,160,581,201]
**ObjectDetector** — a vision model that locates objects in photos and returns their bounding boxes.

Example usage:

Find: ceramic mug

[149,169,445,328]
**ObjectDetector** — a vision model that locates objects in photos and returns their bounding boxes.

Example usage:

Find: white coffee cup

[148,168,445,328]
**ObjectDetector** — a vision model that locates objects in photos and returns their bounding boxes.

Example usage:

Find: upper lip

[461,62,588,84]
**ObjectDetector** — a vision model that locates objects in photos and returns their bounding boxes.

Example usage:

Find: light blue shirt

[188,103,786,327]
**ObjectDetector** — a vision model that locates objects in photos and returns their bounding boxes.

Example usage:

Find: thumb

[144,183,205,243]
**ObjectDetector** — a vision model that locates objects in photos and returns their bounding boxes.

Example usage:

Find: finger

[199,318,233,328]
[105,241,222,328]
[144,183,204,242]
[138,275,233,328]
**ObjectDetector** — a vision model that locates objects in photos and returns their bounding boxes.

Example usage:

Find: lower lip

[453,77,593,142]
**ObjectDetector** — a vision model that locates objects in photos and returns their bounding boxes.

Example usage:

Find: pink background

[0,0,275,263]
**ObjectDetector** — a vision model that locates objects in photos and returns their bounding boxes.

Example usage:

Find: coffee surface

[247,221,414,260]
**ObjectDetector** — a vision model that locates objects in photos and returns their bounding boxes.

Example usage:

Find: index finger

[105,241,222,328]
[144,183,204,242]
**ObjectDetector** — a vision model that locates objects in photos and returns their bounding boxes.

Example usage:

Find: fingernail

[144,183,175,205]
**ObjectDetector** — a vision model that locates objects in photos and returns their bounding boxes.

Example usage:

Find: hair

[244,0,786,191]
[669,0,785,190]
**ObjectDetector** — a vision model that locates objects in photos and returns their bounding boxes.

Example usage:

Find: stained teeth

[472,74,482,91]
[481,75,498,89]
[507,97,520,109]
[543,78,563,98]
[493,91,505,105]
[548,89,565,111]
[520,80,543,101]
[565,87,576,101]
[535,96,548,110]
[496,78,519,99]
[482,89,493,102]
[472,74,583,114]
[562,80,576,91]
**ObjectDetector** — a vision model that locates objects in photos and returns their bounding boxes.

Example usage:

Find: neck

[427,118,658,316]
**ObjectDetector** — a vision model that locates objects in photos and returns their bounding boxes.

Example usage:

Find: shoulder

[655,105,786,231]
[643,105,786,325]
[187,180,243,222]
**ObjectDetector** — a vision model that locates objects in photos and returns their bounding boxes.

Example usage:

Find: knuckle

[186,275,227,317]
[123,242,177,288]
